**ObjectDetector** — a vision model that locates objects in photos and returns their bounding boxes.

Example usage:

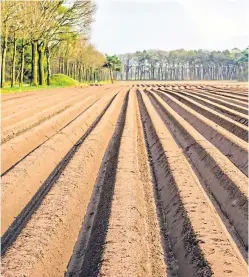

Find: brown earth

[1,83,248,277]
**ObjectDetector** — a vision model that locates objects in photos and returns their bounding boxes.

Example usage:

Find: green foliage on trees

[238,48,248,64]
[0,1,110,89]
[103,55,122,83]
[118,48,249,81]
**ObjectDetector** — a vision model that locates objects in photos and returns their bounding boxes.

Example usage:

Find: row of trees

[117,48,248,81]
[1,0,111,88]
[51,39,112,83]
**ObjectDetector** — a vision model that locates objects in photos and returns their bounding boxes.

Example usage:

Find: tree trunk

[78,65,82,82]
[73,63,76,80]
[19,39,25,87]
[11,35,17,87]
[1,25,9,88]
[70,63,74,78]
[38,41,46,86]
[65,60,69,76]
[31,40,38,86]
[126,68,129,80]
[61,58,65,74]
[82,65,85,82]
[46,46,51,86]
[109,67,113,83]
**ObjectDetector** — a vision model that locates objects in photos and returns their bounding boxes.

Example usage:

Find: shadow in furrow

[65,92,129,277]
[1,94,118,257]
[155,88,248,140]
[150,89,248,176]
[137,90,212,277]
[1,98,100,177]
[145,90,248,256]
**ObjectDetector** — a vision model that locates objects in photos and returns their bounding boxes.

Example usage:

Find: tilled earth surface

[1,84,248,277]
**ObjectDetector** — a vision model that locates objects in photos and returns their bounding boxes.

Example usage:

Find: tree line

[117,48,248,81]
[1,0,111,88]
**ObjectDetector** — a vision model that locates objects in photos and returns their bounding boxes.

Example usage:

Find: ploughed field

[1,83,248,277]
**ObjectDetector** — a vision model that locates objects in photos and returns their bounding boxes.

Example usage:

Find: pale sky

[91,0,248,54]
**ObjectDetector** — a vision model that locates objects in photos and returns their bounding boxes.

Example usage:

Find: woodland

[117,48,248,81]
[1,0,112,88]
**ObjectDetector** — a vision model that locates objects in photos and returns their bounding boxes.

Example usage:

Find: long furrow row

[1,87,122,174]
[156,87,248,138]
[148,87,248,175]
[188,86,248,102]
[1,87,89,117]
[185,87,248,109]
[204,86,249,97]
[1,84,248,277]
[1,89,127,276]
[145,88,248,248]
[1,89,122,237]
[163,87,248,126]
[1,86,115,138]
[2,88,103,128]
[137,90,247,276]
[162,87,248,131]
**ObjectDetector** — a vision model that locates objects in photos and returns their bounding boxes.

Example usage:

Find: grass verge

[1,74,112,95]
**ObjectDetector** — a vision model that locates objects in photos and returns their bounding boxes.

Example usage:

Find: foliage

[104,55,122,71]
[103,55,122,83]
[50,74,79,87]
[118,48,249,81]
[0,1,110,88]
[237,48,248,64]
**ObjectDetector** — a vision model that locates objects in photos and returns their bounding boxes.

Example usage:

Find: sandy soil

[118,80,248,86]
[1,91,126,277]
[1,91,117,234]
[1,87,119,174]
[150,89,248,175]
[1,84,248,277]
[99,90,166,277]
[138,90,247,276]
[157,88,248,140]
[147,89,248,250]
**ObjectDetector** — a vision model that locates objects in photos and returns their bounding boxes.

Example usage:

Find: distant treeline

[117,48,248,81]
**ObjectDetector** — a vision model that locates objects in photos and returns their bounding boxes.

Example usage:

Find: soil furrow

[1,93,118,256]
[138,89,248,277]
[1,91,126,277]
[181,88,249,124]
[1,88,81,115]
[145,90,248,252]
[1,92,109,174]
[184,88,248,112]
[199,88,248,102]
[2,87,110,143]
[1,92,116,235]
[2,105,70,144]
[188,88,248,108]
[2,83,248,277]
[1,93,118,257]
[1,87,77,103]
[149,89,248,175]
[206,86,249,97]
[65,91,129,277]
[155,88,248,141]
[1,89,97,128]
[94,89,166,277]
